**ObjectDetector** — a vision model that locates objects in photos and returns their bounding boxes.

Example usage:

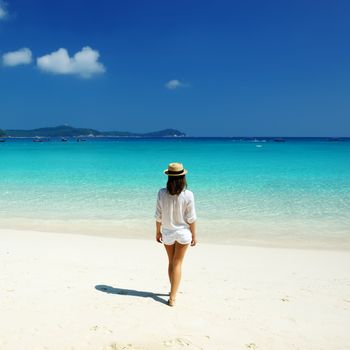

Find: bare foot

[168,298,176,307]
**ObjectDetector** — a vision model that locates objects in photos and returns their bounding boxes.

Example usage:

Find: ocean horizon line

[1,125,349,139]
[1,135,349,140]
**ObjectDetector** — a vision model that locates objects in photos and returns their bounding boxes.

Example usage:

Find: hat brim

[164,169,188,176]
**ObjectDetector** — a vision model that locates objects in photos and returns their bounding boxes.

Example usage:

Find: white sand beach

[1,228,350,350]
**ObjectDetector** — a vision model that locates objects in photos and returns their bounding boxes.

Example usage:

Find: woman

[155,162,197,307]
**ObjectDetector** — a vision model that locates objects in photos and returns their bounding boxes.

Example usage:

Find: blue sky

[0,0,349,136]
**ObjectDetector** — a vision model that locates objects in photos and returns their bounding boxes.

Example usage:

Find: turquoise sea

[0,138,349,249]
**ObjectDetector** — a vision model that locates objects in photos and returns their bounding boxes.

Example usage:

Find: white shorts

[162,229,192,245]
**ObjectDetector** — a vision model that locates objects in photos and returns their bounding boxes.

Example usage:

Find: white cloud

[36,46,105,78]
[0,2,7,20]
[2,48,32,66]
[165,79,186,90]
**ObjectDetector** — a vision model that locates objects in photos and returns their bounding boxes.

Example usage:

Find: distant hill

[143,129,185,137]
[2,125,186,138]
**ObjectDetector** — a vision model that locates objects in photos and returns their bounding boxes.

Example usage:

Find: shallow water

[1,138,349,248]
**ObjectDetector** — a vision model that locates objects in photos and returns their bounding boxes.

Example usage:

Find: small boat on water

[273,138,286,143]
[0,139,6,143]
[61,138,68,142]
[77,138,86,142]
[33,137,49,142]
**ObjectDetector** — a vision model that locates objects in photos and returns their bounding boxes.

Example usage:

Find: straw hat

[164,162,188,176]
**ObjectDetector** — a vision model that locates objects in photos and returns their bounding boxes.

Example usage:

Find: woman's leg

[164,243,175,285]
[169,242,189,300]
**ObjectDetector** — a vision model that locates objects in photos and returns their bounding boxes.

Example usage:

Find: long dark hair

[167,175,187,195]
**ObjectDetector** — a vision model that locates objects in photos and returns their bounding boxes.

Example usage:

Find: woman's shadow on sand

[95,285,169,305]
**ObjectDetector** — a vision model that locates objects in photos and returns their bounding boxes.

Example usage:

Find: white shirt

[154,188,197,233]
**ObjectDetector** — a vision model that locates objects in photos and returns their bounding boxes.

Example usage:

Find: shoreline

[1,228,349,349]
[0,220,349,252]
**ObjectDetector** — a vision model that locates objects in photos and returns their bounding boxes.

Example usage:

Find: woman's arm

[156,221,162,243]
[155,190,162,243]
[186,191,197,246]
[189,221,197,246]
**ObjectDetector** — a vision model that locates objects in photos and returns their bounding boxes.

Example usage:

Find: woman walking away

[155,162,197,307]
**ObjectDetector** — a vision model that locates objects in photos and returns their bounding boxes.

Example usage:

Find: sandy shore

[1,229,349,350]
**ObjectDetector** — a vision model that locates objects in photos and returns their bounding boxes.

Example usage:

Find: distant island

[0,125,186,138]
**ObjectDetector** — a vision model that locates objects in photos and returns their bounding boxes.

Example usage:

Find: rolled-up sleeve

[185,192,197,224]
[154,190,162,222]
